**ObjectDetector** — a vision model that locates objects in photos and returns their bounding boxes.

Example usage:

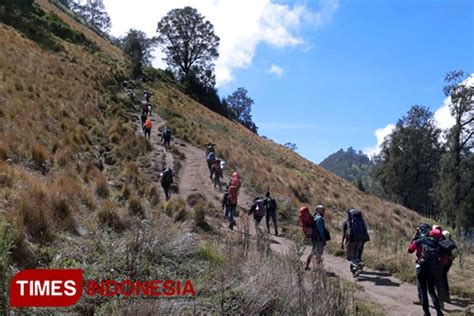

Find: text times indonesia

[10,269,196,307]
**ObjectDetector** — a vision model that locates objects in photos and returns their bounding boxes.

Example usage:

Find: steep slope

[150,80,421,238]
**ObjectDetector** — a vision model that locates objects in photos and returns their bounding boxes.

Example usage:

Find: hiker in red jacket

[408,225,445,315]
[224,185,238,230]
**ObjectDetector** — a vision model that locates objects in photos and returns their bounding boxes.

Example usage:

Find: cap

[442,230,450,239]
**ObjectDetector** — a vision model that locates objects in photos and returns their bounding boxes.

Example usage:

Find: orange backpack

[299,207,315,238]
[228,186,238,205]
[145,118,152,129]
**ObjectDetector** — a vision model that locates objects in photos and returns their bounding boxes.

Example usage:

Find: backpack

[419,237,441,264]
[164,128,172,139]
[207,152,216,162]
[228,186,238,205]
[299,207,315,238]
[439,239,458,259]
[145,119,152,130]
[143,104,149,113]
[347,209,369,242]
[266,198,277,212]
[161,169,173,185]
[254,199,265,217]
[230,178,241,190]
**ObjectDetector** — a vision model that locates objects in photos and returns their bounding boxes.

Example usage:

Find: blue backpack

[207,152,216,162]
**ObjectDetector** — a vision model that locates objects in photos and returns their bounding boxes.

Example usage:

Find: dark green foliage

[120,29,157,77]
[435,71,474,231]
[320,147,382,195]
[72,0,111,35]
[0,0,96,51]
[375,105,442,216]
[157,6,219,87]
[225,87,258,133]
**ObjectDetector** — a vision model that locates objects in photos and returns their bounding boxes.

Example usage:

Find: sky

[103,0,474,163]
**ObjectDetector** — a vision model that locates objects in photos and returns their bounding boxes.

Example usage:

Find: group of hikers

[140,91,172,151]
[408,224,458,315]
[299,205,459,315]
[140,90,460,315]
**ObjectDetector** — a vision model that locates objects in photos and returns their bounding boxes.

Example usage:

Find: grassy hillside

[0,1,358,313]
[148,76,474,298]
[0,1,472,313]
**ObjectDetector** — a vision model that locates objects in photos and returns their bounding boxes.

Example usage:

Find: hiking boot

[353,268,362,278]
[304,266,310,271]
[358,262,365,270]
[412,300,421,305]
[228,223,234,230]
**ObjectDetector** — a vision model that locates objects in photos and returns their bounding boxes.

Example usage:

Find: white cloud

[364,74,474,156]
[267,64,284,77]
[434,74,474,130]
[103,0,339,86]
[363,124,395,157]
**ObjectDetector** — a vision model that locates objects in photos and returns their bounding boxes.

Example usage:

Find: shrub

[98,202,125,231]
[147,186,160,206]
[186,192,206,207]
[31,143,48,169]
[128,196,144,217]
[51,194,76,233]
[194,202,211,231]
[95,176,109,198]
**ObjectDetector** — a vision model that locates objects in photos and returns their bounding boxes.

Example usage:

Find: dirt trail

[147,113,469,315]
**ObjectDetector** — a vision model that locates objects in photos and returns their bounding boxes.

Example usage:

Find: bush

[95,176,109,199]
[147,186,160,206]
[194,202,211,231]
[98,202,125,231]
[31,143,48,169]
[186,192,206,207]
[51,194,76,233]
[128,196,144,217]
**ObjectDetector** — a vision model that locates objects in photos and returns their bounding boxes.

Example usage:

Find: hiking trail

[142,112,469,315]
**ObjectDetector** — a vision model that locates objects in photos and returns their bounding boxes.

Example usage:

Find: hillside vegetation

[1,1,473,313]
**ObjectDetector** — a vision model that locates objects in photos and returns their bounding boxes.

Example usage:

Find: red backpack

[299,207,314,238]
[228,186,238,205]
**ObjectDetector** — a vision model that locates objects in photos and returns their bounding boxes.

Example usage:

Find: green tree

[121,29,157,77]
[156,7,219,87]
[225,87,258,133]
[375,105,442,216]
[436,71,474,231]
[74,0,111,35]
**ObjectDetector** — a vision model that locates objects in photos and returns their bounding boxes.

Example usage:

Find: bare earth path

[146,113,468,315]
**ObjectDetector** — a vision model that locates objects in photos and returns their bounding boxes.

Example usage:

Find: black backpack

[164,128,172,139]
[161,169,173,185]
[255,199,265,217]
[266,198,277,212]
[419,237,441,264]
[347,209,369,242]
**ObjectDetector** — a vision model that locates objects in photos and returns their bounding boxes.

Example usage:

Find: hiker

[161,127,172,152]
[160,167,174,201]
[341,208,369,277]
[409,226,445,316]
[229,172,241,192]
[248,197,266,238]
[205,143,215,157]
[140,112,147,133]
[211,159,223,190]
[147,103,152,116]
[303,205,329,270]
[263,192,278,236]
[223,185,237,229]
[144,91,152,103]
[144,117,152,140]
[142,103,150,116]
[411,223,432,306]
[207,151,216,172]
[439,230,458,303]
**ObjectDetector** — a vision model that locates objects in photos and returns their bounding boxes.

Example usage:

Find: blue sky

[219,0,474,162]
[105,0,474,163]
